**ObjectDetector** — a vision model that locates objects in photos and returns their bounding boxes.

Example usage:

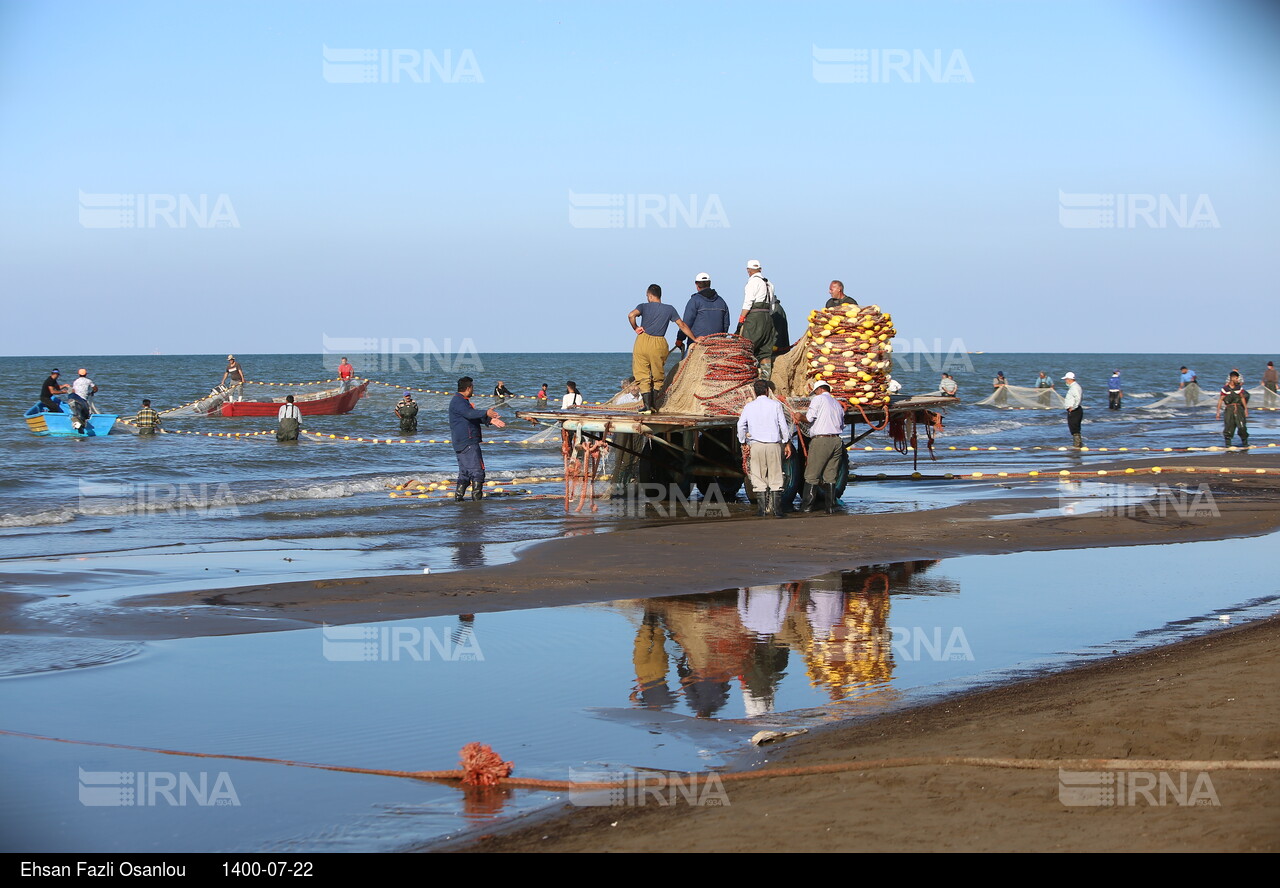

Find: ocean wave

[951,419,1027,436]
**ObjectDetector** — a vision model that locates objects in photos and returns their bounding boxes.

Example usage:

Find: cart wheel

[780,448,802,507]
[697,476,744,502]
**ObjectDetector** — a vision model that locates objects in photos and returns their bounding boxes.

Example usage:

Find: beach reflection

[627,561,957,717]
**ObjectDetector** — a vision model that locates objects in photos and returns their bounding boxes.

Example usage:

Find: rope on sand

[1,731,1275,794]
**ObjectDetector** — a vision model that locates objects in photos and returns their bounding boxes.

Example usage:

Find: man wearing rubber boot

[736,380,794,517]
[1216,371,1249,449]
[628,284,701,414]
[801,380,845,513]
[1062,371,1084,448]
[737,259,777,380]
[449,376,506,501]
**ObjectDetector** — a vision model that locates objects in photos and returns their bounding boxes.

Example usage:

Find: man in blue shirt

[628,284,702,414]
[674,273,730,356]
[449,376,506,501]
[1107,371,1123,410]
[1179,366,1198,406]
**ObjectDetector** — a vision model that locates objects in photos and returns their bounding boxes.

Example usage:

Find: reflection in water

[626,561,956,718]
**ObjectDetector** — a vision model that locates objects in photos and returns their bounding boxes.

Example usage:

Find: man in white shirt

[736,259,778,380]
[1062,371,1084,447]
[736,380,794,517]
[68,368,98,432]
[801,380,846,513]
[277,395,302,442]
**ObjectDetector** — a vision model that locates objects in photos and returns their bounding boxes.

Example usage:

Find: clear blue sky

[2,0,1277,355]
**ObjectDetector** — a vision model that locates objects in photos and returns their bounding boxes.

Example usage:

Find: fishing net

[657,334,759,416]
[1141,383,1222,409]
[798,305,896,409]
[975,385,1066,409]
[162,379,365,417]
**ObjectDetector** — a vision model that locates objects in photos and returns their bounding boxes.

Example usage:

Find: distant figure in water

[1178,365,1198,406]
[1035,371,1054,406]
[1108,371,1123,410]
[277,395,301,442]
[492,380,514,399]
[1062,372,1084,447]
[534,383,549,409]
[394,391,418,435]
[1216,371,1249,449]
[1263,361,1279,408]
[134,399,162,435]
[991,371,1008,406]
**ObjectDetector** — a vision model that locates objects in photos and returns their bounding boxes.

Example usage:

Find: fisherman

[1216,371,1249,449]
[276,395,301,442]
[562,381,584,409]
[134,399,161,435]
[674,273,730,356]
[1035,370,1054,406]
[1107,370,1123,410]
[628,284,702,414]
[492,380,514,399]
[939,373,958,397]
[39,368,68,412]
[337,357,355,389]
[1263,361,1278,408]
[1062,371,1084,447]
[801,379,845,514]
[220,355,245,388]
[992,371,1008,406]
[736,260,778,379]
[449,376,506,501]
[67,368,98,433]
[394,391,419,434]
[824,280,858,309]
[736,380,794,518]
[1178,366,1198,406]
[534,383,549,409]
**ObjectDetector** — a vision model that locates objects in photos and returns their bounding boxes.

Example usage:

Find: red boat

[219,381,369,417]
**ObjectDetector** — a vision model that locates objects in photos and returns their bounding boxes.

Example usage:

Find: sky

[1,0,1277,356]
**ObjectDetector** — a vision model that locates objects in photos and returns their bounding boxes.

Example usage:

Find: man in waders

[801,380,845,514]
[277,395,301,441]
[449,376,506,501]
[1062,371,1084,448]
[394,391,419,435]
[737,259,777,379]
[628,284,702,415]
[1216,372,1249,449]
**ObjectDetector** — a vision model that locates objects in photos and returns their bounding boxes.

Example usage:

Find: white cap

[227,354,235,360]
[811,379,831,392]
[1062,372,1075,380]
[746,259,761,269]
[694,272,711,282]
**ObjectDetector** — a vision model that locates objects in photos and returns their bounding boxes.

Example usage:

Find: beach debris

[459,742,513,786]
[423,567,431,574]
[750,729,808,746]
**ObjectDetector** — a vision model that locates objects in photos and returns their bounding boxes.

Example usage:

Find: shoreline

[4,451,1277,641]
[452,614,1280,853]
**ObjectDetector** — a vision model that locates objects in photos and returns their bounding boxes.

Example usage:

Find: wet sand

[458,614,1280,853]
[7,451,1278,641]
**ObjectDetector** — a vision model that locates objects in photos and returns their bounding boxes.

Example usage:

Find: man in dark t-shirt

[824,280,859,309]
[627,284,701,414]
[40,369,67,411]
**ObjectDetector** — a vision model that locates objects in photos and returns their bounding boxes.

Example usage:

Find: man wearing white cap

[801,379,846,513]
[674,273,730,357]
[220,355,245,388]
[737,259,778,379]
[1062,372,1084,447]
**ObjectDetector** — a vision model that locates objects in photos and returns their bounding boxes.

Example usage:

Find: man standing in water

[449,376,505,501]
[1216,371,1249,449]
[737,260,778,379]
[276,395,301,441]
[1108,370,1123,410]
[1063,371,1084,448]
[1262,361,1278,409]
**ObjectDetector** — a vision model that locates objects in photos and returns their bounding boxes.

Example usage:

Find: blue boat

[23,400,119,437]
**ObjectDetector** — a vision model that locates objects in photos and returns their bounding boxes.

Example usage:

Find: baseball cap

[404,390,412,396]
[811,379,832,392]
[227,354,235,360]
[1062,372,1076,380]
[746,259,762,269]
[694,272,711,282]
[50,368,59,374]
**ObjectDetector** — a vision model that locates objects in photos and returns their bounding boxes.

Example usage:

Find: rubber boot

[758,491,771,518]
[773,490,787,518]
[648,389,660,414]
[471,484,484,501]
[638,392,654,415]
[759,359,773,381]
[1072,434,1083,448]
[454,480,470,502]
[800,483,818,513]
[823,483,838,514]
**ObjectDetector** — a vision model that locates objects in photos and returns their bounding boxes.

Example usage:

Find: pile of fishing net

[975,385,1066,409]
[796,304,896,409]
[657,334,759,416]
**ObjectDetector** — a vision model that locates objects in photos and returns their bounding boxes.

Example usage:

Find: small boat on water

[23,400,118,437]
[218,381,369,417]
